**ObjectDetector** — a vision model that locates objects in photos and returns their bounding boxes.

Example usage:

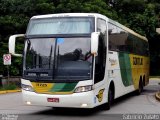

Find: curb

[149,78,160,81]
[0,91,7,94]
[155,92,160,101]
[0,89,21,94]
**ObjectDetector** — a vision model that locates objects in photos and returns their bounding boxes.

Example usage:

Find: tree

[0,0,55,76]
[0,0,160,75]
[54,0,118,19]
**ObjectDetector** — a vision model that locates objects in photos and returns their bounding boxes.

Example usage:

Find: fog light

[81,103,88,107]
[26,101,31,105]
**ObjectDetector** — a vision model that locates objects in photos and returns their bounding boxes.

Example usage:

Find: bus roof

[31,13,148,42]
[31,13,99,19]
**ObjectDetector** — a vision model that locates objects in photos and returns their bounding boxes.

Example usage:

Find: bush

[0,84,17,90]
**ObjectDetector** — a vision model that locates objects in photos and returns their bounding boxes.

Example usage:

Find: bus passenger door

[92,33,107,106]
[94,34,106,84]
[93,18,107,106]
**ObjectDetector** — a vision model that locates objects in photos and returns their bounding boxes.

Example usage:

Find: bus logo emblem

[96,89,105,102]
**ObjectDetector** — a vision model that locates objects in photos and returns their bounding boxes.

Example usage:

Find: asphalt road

[0,79,160,120]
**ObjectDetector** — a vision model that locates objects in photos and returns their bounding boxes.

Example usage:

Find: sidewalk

[150,77,160,101]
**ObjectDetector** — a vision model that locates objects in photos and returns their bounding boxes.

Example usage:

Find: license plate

[47,98,59,103]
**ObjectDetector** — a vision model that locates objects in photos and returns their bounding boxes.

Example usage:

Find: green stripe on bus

[50,83,77,92]
[50,83,66,92]
[61,83,77,92]
[118,53,133,86]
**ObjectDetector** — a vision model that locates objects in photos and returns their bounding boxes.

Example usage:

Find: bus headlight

[21,84,34,92]
[74,85,92,93]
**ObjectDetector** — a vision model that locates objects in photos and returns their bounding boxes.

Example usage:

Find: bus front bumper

[22,90,95,108]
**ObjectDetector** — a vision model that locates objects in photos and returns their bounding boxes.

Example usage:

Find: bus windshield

[23,37,93,81]
[26,17,94,35]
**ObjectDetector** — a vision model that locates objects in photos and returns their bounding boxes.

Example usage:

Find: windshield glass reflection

[23,37,93,81]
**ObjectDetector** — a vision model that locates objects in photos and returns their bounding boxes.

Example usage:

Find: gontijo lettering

[133,57,143,65]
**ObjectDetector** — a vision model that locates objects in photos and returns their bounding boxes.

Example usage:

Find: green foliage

[0,84,17,91]
[0,0,160,75]
[0,0,55,76]
[55,0,118,19]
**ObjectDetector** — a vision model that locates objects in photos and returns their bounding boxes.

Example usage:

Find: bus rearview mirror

[9,34,24,57]
[91,32,99,55]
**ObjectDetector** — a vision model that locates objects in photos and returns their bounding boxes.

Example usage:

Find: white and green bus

[9,13,150,109]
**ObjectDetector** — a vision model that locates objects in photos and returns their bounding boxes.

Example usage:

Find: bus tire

[136,79,143,95]
[102,85,114,110]
[143,75,145,86]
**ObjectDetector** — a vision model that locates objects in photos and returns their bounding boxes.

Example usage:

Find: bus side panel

[108,51,135,99]
[118,52,133,87]
[129,54,150,89]
[93,52,149,105]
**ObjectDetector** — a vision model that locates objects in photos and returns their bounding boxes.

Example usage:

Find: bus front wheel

[102,86,114,110]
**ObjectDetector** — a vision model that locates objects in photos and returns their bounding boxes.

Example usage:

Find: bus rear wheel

[136,79,143,95]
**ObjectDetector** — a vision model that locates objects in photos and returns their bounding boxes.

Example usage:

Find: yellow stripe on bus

[129,54,150,89]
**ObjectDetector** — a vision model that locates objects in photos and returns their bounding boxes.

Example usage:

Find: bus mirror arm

[91,32,99,55]
[9,34,24,57]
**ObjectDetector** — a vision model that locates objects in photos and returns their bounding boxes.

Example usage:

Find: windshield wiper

[52,39,63,79]
[52,39,58,79]
[49,45,53,69]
